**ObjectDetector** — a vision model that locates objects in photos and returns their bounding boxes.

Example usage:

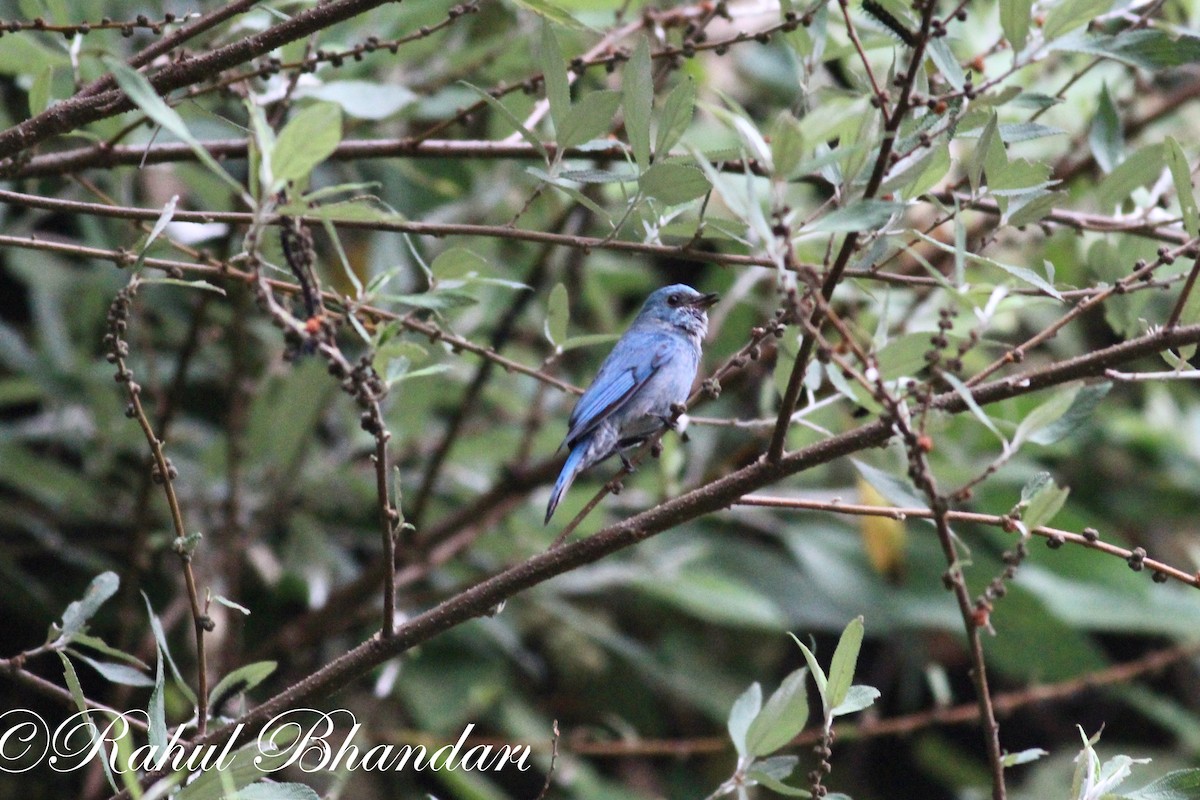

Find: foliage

[0,0,1199,799]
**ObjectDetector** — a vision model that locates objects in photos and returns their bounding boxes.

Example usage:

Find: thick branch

[0,0,397,161]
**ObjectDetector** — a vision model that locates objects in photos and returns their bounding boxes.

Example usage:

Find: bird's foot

[619,453,637,473]
[656,414,690,443]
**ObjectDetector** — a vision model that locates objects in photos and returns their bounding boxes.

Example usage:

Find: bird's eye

[668,294,680,306]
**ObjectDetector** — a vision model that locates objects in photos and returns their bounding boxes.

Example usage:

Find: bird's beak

[688,292,719,309]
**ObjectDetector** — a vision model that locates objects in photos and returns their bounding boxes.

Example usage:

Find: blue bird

[545,284,718,524]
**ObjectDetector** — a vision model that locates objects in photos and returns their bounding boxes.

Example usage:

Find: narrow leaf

[541,21,571,132]
[1089,83,1122,174]
[728,682,763,758]
[209,661,278,708]
[832,684,880,716]
[746,667,810,757]
[103,57,243,195]
[557,90,620,149]
[826,617,864,711]
[656,78,695,155]
[273,102,342,187]
[788,633,829,714]
[1096,142,1165,211]
[56,572,119,644]
[1165,137,1200,239]
[640,162,711,205]
[462,81,547,160]
[624,36,653,169]
[1044,0,1114,40]
[1000,0,1034,52]
[545,283,569,346]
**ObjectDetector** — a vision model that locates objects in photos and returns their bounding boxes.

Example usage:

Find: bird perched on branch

[545,284,718,524]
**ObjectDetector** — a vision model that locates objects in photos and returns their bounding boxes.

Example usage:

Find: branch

[0,0,395,162]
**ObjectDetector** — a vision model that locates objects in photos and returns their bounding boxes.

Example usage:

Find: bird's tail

[545,444,587,524]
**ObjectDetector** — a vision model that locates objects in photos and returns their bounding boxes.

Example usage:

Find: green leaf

[639,162,711,205]
[209,661,278,708]
[28,65,53,117]
[557,90,620,149]
[176,735,302,800]
[624,36,653,169]
[788,633,828,714]
[1052,29,1200,70]
[635,570,785,628]
[728,682,763,758]
[70,633,150,670]
[1000,0,1034,52]
[826,616,864,712]
[1007,191,1064,227]
[745,667,810,757]
[294,80,416,121]
[212,594,251,615]
[1122,768,1200,800]
[943,373,1007,445]
[902,143,951,199]
[55,572,119,644]
[0,34,68,76]
[59,653,88,714]
[832,684,880,716]
[748,772,812,797]
[1013,385,1080,449]
[1097,142,1164,210]
[770,112,807,181]
[148,634,167,750]
[808,200,903,233]
[540,20,571,133]
[272,102,342,188]
[656,78,695,155]
[462,81,547,160]
[141,277,227,295]
[852,458,928,509]
[1043,0,1113,40]
[69,651,154,686]
[143,593,197,705]
[1002,748,1048,767]
[431,246,489,280]
[988,158,1054,196]
[381,288,477,311]
[968,112,999,194]
[545,282,569,346]
[1029,382,1110,445]
[926,38,964,91]
[911,230,1064,300]
[235,783,322,800]
[103,57,243,196]
[59,654,119,793]
[1089,83,1123,174]
[511,0,589,30]
[1165,137,1200,239]
[1021,472,1069,529]
[561,332,619,351]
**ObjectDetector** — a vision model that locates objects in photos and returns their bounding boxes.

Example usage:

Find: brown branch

[735,496,1199,588]
[0,0,395,162]
[105,280,210,734]
[0,658,150,731]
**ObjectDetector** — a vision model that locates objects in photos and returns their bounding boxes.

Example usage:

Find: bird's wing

[563,333,673,447]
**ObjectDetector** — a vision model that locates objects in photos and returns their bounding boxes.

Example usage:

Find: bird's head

[638,284,719,336]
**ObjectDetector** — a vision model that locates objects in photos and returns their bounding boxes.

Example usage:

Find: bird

[545,284,718,524]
